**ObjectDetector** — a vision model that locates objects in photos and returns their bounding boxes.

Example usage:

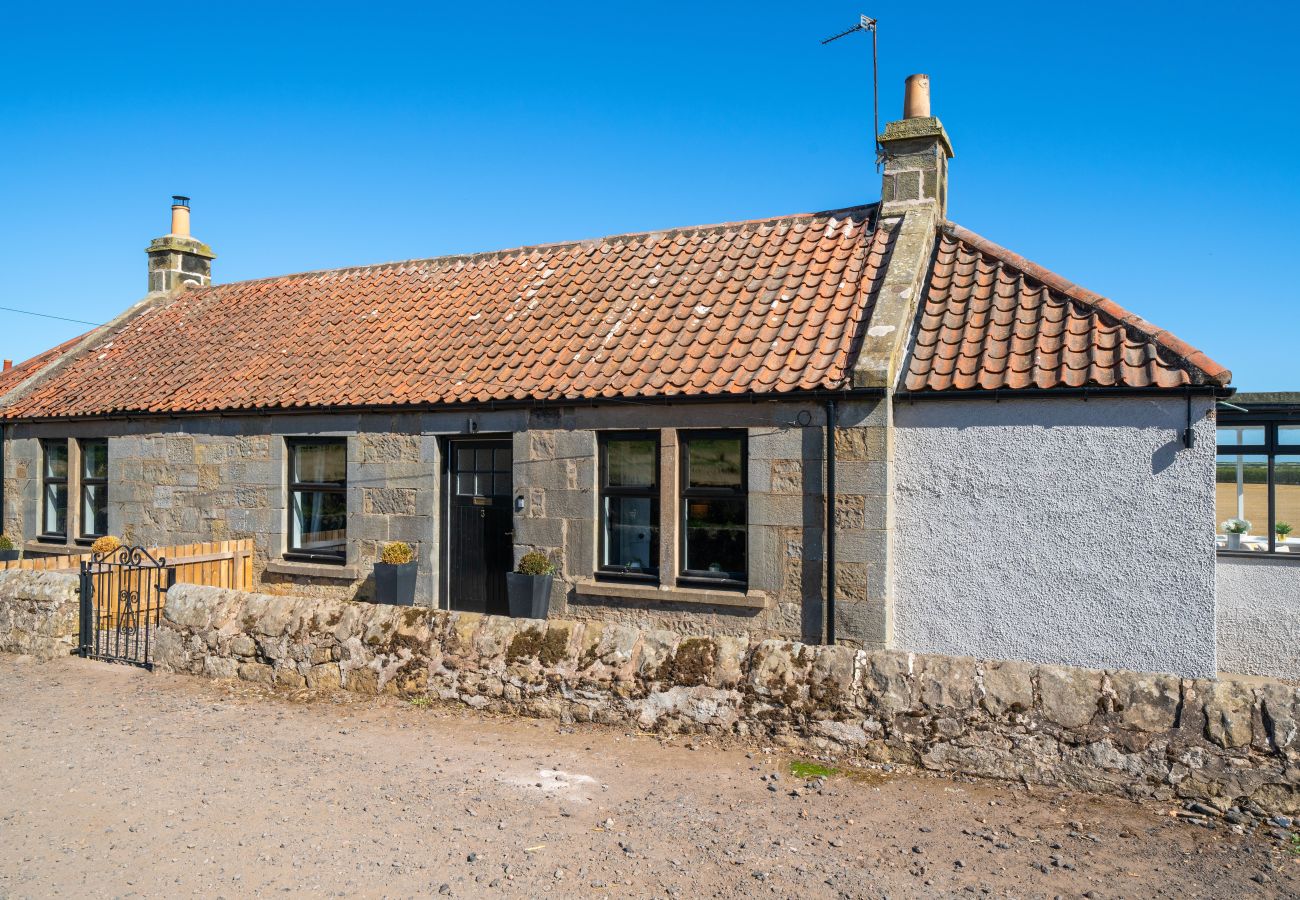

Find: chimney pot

[903,74,931,119]
[2,360,11,372]
[170,195,191,238]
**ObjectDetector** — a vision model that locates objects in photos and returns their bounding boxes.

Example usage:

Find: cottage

[0,76,1233,677]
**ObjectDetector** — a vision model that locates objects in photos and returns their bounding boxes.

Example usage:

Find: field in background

[1215,483,1300,534]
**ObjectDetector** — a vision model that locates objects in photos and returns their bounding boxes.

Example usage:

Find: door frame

[439,435,514,612]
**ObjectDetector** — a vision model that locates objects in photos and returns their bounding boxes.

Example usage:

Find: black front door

[446,439,513,615]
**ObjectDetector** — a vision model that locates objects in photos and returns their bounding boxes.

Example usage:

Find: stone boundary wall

[0,571,79,659]
[1218,556,1300,681]
[151,583,1300,816]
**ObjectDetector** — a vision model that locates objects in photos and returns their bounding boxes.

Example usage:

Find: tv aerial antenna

[821,15,881,169]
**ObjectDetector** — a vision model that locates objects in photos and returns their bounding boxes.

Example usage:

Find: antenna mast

[821,15,881,169]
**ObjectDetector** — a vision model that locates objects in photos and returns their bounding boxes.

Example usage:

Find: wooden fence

[0,539,254,591]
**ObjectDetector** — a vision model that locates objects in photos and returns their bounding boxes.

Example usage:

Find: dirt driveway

[0,655,1296,899]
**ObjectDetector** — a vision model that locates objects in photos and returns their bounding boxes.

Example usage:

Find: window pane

[456,473,475,496]
[687,438,742,488]
[81,440,108,480]
[457,447,475,471]
[1216,454,1268,551]
[1278,456,1300,552]
[1217,425,1267,447]
[293,442,345,484]
[82,483,108,537]
[606,439,656,487]
[44,442,67,479]
[684,497,746,576]
[291,490,346,555]
[1280,426,1300,447]
[44,483,67,535]
[493,474,511,497]
[493,448,511,472]
[603,496,657,572]
[476,449,493,470]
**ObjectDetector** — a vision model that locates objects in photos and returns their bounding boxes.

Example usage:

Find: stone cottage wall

[151,582,1300,816]
[892,396,1219,678]
[3,413,452,605]
[1217,555,1300,680]
[512,399,885,644]
[2,399,875,643]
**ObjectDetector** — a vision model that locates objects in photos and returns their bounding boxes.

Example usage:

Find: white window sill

[575,577,767,609]
[264,559,359,580]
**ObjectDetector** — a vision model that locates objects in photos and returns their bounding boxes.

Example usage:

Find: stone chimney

[878,74,954,217]
[145,196,215,292]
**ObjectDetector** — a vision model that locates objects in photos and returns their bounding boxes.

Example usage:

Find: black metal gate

[78,545,175,669]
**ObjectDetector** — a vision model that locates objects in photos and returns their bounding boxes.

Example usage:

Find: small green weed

[408,697,433,708]
[789,760,840,780]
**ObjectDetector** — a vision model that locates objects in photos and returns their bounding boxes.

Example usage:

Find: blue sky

[1,2,1295,390]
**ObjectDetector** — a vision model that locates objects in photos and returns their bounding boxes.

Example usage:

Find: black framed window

[598,433,660,581]
[287,439,347,563]
[79,438,108,540]
[679,431,747,587]
[1216,422,1300,555]
[40,439,68,541]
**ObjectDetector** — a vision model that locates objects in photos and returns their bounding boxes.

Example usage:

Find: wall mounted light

[514,495,525,513]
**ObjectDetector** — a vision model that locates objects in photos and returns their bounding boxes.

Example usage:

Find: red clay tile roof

[0,333,90,402]
[2,206,890,418]
[903,223,1231,393]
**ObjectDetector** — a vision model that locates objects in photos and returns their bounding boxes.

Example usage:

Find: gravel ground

[0,654,1297,899]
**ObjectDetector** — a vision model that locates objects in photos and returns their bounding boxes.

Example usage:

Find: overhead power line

[0,305,105,327]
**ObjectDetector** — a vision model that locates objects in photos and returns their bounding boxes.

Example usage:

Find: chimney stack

[2,360,11,372]
[145,195,215,293]
[878,74,954,218]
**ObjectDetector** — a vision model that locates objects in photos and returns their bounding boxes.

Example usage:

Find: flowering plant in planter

[373,541,417,606]
[1277,522,1294,540]
[90,535,122,556]
[379,541,415,565]
[507,551,556,619]
[0,533,17,562]
[1221,518,1251,551]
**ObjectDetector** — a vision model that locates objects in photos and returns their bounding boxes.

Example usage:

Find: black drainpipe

[824,398,836,645]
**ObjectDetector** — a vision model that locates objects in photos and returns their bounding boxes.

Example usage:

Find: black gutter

[894,385,1233,403]
[0,387,888,426]
[824,398,836,646]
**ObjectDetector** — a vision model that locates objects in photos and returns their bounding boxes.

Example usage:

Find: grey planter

[0,549,19,562]
[506,572,553,619]
[373,561,417,606]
